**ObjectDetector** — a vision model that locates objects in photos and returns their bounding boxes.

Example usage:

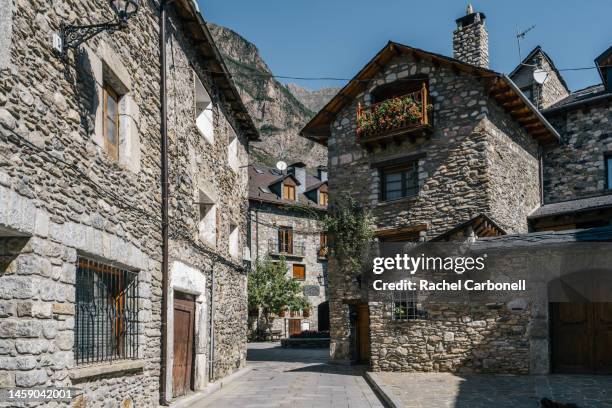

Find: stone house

[248,162,329,337]
[301,6,612,375]
[0,0,258,406]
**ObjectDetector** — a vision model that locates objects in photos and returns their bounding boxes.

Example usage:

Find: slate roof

[543,84,610,114]
[529,194,612,219]
[471,226,612,251]
[248,164,327,210]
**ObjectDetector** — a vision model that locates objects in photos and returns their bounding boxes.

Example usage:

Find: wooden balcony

[357,83,432,150]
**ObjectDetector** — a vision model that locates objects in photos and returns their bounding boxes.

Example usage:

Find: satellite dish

[276,161,287,171]
[533,69,548,85]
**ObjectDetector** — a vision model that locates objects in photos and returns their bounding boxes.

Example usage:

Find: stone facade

[323,50,542,369]
[543,102,612,203]
[249,202,328,335]
[248,164,328,336]
[0,0,254,406]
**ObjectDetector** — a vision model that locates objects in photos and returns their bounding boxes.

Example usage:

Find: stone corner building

[302,7,612,375]
[0,0,258,406]
[248,162,329,337]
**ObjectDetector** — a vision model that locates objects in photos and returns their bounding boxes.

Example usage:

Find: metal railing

[75,258,139,365]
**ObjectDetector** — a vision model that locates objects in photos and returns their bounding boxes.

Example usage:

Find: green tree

[248,256,310,336]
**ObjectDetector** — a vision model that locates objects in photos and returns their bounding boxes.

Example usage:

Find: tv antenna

[516,25,536,62]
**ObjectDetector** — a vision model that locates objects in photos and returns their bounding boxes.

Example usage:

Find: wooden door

[594,303,612,373]
[288,319,301,336]
[356,304,370,363]
[551,302,612,374]
[173,293,195,397]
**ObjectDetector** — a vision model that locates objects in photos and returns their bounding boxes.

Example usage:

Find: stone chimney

[288,162,307,194]
[453,4,489,68]
[317,165,328,182]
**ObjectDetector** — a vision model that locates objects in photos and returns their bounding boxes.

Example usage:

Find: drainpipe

[208,268,216,382]
[159,0,170,404]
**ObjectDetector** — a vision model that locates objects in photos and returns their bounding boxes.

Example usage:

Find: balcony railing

[268,239,305,257]
[357,83,432,146]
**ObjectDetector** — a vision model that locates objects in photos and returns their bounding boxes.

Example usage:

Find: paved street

[375,372,612,408]
[195,342,384,408]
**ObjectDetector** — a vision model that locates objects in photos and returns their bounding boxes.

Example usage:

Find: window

[278,227,293,254]
[75,258,139,364]
[282,184,296,201]
[195,74,214,144]
[606,154,612,190]
[229,223,240,259]
[198,189,216,247]
[318,232,328,259]
[391,290,427,321]
[319,191,328,206]
[103,84,120,161]
[292,264,306,280]
[381,162,419,201]
[228,131,239,172]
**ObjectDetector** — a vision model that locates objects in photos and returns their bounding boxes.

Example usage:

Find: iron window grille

[381,161,419,201]
[391,290,427,321]
[75,258,139,365]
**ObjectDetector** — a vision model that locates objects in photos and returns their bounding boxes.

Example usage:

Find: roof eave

[177,0,260,141]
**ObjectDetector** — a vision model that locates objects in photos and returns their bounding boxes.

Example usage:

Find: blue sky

[200,0,612,92]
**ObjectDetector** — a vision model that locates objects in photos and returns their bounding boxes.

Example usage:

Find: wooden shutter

[292,264,305,280]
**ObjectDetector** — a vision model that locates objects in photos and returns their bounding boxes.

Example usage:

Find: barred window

[75,258,139,365]
[391,290,427,321]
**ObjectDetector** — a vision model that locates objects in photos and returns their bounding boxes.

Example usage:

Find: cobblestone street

[194,342,384,408]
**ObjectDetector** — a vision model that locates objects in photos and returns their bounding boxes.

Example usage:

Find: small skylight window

[259,187,271,194]
[270,169,281,176]
[254,167,264,174]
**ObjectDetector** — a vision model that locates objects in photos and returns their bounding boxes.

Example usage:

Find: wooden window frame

[278,226,293,254]
[282,184,296,201]
[319,191,328,206]
[380,161,419,201]
[103,84,120,161]
[292,264,306,281]
[318,232,328,258]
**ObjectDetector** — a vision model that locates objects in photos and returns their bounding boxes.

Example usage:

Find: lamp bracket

[58,19,126,57]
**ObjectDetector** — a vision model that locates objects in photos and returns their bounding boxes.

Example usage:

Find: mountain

[285,84,339,113]
[207,23,338,168]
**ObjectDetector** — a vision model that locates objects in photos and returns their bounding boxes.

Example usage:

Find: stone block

[16,339,49,355]
[52,303,75,316]
[15,369,47,387]
[15,320,42,338]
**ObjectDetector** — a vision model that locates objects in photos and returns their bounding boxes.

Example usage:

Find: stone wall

[249,202,327,335]
[0,0,250,405]
[543,102,612,203]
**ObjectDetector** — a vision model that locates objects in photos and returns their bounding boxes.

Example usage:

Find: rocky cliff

[208,23,337,168]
